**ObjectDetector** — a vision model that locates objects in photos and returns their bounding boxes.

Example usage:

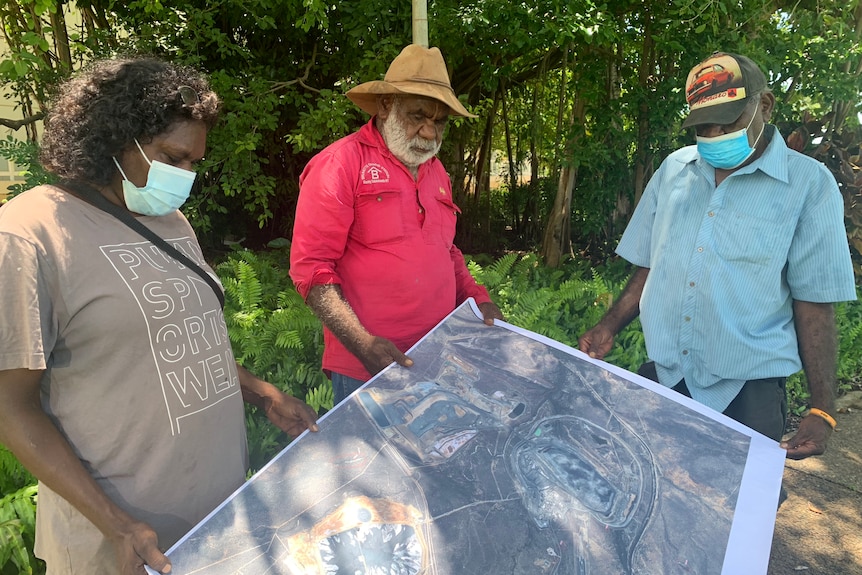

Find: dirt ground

[767,391,862,575]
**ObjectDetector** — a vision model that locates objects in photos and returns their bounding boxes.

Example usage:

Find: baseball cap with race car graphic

[682,52,767,128]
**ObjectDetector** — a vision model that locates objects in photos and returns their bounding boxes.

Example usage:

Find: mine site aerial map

[154,300,785,575]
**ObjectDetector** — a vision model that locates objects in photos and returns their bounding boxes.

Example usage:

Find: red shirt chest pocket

[427,193,461,248]
[352,189,406,246]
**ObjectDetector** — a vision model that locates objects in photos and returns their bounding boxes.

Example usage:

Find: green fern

[215,247,327,468]
[0,447,35,496]
[0,485,41,575]
[481,253,621,344]
[305,384,334,414]
[476,252,519,288]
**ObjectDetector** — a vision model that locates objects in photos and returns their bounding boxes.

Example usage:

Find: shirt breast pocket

[354,189,405,246]
[712,211,777,265]
[433,194,460,248]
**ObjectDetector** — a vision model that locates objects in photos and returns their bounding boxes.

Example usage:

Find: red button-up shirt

[290,119,491,380]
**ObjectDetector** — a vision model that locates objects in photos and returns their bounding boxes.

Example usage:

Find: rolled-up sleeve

[290,152,356,299]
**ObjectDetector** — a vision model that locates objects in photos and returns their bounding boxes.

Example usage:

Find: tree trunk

[500,84,518,231]
[540,157,576,267]
[541,91,584,268]
[50,1,72,72]
[472,90,499,243]
[524,55,550,244]
[552,45,570,182]
[630,10,655,214]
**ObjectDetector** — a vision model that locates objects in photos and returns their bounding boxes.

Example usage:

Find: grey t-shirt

[0,185,248,574]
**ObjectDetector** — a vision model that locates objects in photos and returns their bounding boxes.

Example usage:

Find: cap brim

[682,98,750,128]
[346,80,477,118]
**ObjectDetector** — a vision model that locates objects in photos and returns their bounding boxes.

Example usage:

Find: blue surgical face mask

[696,110,764,170]
[113,139,196,216]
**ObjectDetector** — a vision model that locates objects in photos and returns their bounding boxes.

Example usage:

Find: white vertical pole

[412,0,428,47]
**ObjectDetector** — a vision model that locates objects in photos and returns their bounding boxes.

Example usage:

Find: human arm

[578,266,649,359]
[305,284,414,377]
[289,148,410,375]
[238,365,319,435]
[0,369,171,575]
[780,300,838,459]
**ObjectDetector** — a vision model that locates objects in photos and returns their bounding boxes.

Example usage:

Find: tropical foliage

[216,243,331,471]
[0,447,41,575]
[1,0,859,261]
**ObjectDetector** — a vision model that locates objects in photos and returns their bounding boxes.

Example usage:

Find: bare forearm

[305,284,411,376]
[780,300,839,460]
[306,284,373,357]
[237,364,273,409]
[793,300,838,412]
[599,266,649,334]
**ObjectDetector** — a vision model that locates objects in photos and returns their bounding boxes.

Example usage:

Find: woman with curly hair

[0,56,318,575]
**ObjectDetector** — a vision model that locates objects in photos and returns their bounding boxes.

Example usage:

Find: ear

[759,92,775,123]
[377,95,395,120]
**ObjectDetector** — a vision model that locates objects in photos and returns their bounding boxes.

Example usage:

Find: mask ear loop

[133,139,153,166]
[743,107,757,131]
[112,157,130,180]
[748,113,765,151]
[112,139,152,181]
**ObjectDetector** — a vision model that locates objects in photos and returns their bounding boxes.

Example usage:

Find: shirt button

[419,207,424,214]
[682,350,689,355]
[376,196,382,202]
[708,211,715,217]
[697,247,704,252]
[689,281,696,287]
[684,316,691,322]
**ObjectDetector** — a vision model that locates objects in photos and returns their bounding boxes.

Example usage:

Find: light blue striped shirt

[617,125,857,412]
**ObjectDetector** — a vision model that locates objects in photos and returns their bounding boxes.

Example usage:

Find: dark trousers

[637,362,788,441]
[330,372,367,406]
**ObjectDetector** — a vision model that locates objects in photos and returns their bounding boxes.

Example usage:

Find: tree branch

[0,113,45,130]
[268,44,320,93]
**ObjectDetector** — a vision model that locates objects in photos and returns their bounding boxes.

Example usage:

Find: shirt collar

[730,125,789,184]
[358,117,387,150]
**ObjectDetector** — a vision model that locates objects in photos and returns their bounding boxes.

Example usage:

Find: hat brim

[682,97,750,128]
[346,80,477,118]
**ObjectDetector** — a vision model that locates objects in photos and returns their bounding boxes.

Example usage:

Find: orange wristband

[807,408,837,430]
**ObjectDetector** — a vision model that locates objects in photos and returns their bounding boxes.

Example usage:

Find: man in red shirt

[290,44,504,404]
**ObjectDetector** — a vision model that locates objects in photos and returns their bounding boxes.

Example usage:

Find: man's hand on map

[357,335,414,376]
[478,301,505,326]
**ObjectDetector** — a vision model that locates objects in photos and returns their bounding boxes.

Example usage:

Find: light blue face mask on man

[113,139,197,216]
[696,110,764,170]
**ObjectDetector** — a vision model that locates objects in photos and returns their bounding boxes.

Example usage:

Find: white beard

[380,100,441,169]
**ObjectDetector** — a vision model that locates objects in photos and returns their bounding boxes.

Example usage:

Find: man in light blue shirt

[579,52,856,460]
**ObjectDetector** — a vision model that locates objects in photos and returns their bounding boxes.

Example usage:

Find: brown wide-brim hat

[346,44,477,118]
